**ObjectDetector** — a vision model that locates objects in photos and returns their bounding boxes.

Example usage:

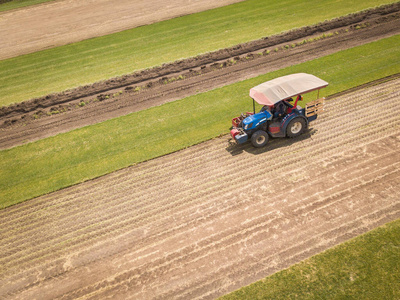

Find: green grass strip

[220,218,400,299]
[0,0,55,12]
[0,34,399,209]
[0,0,396,106]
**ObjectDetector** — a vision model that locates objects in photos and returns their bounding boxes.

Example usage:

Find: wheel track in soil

[0,80,399,299]
[0,80,399,264]
[0,7,399,149]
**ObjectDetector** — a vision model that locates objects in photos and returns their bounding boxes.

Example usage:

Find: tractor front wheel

[251,130,269,148]
[286,117,306,138]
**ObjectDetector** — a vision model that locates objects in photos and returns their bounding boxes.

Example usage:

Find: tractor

[230,73,328,147]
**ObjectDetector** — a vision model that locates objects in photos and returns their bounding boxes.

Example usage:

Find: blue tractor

[230,73,328,147]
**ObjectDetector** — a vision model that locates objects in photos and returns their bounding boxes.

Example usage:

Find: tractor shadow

[225,128,318,156]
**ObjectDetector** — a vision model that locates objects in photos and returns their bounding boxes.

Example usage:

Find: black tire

[286,117,306,138]
[251,130,269,148]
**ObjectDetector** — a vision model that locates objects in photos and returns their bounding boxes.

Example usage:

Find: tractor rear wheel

[251,130,269,148]
[286,117,306,138]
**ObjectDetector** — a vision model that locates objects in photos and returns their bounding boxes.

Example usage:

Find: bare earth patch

[0,80,399,299]
[0,0,245,60]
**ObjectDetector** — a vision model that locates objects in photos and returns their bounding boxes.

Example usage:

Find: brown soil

[1,3,399,150]
[1,79,399,299]
[0,0,245,60]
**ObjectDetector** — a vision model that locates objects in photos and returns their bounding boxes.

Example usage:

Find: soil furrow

[73,188,400,300]
[177,205,400,300]
[30,189,400,300]
[161,184,400,300]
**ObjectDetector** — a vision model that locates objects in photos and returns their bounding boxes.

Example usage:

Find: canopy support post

[253,99,255,114]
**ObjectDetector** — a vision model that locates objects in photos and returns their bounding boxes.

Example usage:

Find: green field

[1,34,399,209]
[0,0,395,106]
[220,218,400,299]
[0,0,54,12]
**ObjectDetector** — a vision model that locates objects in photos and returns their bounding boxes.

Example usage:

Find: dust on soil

[0,80,399,299]
[0,0,245,60]
[0,4,399,149]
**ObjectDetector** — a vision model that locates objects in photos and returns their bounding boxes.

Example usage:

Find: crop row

[39,149,400,299]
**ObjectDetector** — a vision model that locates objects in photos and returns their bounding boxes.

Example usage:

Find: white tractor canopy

[249,73,329,106]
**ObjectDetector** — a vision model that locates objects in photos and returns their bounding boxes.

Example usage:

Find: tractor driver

[272,96,299,118]
[272,100,287,119]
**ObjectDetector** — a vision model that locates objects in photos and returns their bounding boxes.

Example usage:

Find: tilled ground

[1,79,399,299]
[1,4,399,150]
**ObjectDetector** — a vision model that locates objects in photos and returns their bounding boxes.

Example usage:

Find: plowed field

[1,79,399,299]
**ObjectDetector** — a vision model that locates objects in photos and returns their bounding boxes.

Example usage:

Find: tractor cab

[230,73,328,147]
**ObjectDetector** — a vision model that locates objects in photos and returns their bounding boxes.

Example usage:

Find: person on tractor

[272,100,288,119]
[272,96,302,118]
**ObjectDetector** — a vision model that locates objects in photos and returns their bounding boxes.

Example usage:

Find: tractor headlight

[245,122,253,130]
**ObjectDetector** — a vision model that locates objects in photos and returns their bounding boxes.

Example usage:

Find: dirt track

[1,5,399,150]
[1,79,399,299]
[0,0,244,60]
